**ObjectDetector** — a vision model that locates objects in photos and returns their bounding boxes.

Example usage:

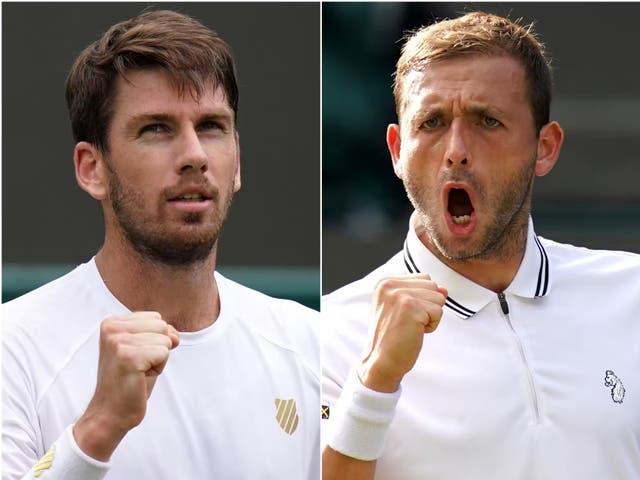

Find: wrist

[73,409,129,461]
[327,369,401,461]
[358,357,402,394]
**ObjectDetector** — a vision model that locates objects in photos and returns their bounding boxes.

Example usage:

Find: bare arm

[322,446,376,480]
[322,274,446,480]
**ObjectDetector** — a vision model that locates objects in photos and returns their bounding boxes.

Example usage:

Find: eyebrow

[129,110,233,122]
[125,111,235,130]
[464,104,506,118]
[411,103,506,121]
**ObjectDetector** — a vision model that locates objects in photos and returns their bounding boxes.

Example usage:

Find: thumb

[167,325,180,349]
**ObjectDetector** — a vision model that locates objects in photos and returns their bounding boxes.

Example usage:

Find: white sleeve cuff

[28,425,111,479]
[327,370,401,461]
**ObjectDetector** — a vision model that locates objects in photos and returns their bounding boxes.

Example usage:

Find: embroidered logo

[33,444,56,478]
[275,398,299,435]
[321,404,330,419]
[604,370,625,404]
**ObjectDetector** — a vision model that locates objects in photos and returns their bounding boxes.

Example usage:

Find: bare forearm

[322,446,376,480]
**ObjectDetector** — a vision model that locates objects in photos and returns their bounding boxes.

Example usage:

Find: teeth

[452,215,471,225]
[178,194,203,201]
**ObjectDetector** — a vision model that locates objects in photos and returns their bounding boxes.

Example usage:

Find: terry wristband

[328,370,401,461]
[29,425,111,480]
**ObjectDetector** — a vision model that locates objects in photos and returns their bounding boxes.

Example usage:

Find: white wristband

[327,370,401,461]
[29,425,111,479]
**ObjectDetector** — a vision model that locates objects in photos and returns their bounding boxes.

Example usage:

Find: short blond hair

[393,12,551,132]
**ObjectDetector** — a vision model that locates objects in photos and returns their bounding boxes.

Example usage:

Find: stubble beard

[108,170,234,267]
[405,157,535,264]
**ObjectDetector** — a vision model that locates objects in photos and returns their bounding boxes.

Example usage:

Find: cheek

[203,140,238,170]
[401,139,441,182]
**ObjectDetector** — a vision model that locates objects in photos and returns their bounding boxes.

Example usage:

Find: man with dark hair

[3,10,319,480]
[322,12,640,480]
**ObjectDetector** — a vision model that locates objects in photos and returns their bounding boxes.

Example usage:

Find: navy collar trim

[533,235,550,297]
[403,240,476,319]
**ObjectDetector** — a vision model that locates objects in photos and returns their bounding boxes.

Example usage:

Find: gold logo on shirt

[321,404,330,419]
[33,444,56,478]
[275,398,299,435]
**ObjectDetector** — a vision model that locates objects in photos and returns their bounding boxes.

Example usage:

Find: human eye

[481,115,501,128]
[139,123,169,136]
[422,116,442,130]
[198,120,225,133]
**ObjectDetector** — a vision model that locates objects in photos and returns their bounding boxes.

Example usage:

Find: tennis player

[322,11,640,480]
[3,10,319,480]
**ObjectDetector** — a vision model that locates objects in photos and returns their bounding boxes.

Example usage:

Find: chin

[433,231,484,260]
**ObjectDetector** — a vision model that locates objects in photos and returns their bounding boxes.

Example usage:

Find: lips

[166,185,216,214]
[166,185,214,203]
[170,193,210,202]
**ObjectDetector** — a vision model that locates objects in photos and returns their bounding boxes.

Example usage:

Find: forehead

[399,55,530,119]
[111,69,233,120]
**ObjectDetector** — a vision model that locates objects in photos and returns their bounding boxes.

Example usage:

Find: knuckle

[375,278,395,294]
[114,343,133,363]
[424,280,437,290]
[100,317,119,335]
[396,294,417,311]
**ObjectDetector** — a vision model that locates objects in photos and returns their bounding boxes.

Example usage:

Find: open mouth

[447,188,474,225]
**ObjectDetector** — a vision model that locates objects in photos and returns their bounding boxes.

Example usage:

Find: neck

[417,211,529,293]
[95,232,220,332]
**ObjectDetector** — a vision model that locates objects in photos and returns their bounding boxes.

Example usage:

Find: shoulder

[323,250,405,318]
[541,237,640,277]
[2,260,114,400]
[215,272,320,377]
[3,261,107,335]
[321,251,405,356]
[3,259,127,365]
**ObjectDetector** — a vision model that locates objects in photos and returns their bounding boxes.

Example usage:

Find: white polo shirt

[322,213,640,479]
[4,259,320,480]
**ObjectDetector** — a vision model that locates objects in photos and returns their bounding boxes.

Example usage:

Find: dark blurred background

[3,3,320,308]
[323,2,640,293]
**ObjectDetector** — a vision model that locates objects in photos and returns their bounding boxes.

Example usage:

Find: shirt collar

[403,212,551,319]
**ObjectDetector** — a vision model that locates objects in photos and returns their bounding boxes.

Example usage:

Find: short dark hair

[65,10,239,152]
[394,11,552,133]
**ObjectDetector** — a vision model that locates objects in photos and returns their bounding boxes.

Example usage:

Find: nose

[445,119,469,167]
[176,127,208,173]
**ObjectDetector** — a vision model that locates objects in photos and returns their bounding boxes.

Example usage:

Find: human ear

[74,142,109,200]
[387,124,404,179]
[534,121,564,177]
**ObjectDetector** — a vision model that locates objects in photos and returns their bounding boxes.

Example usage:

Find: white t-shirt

[322,213,640,479]
[3,259,320,480]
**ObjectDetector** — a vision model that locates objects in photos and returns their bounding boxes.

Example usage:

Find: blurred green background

[323,2,640,293]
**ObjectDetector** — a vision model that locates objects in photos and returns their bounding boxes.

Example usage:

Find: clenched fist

[358,274,447,393]
[74,312,180,461]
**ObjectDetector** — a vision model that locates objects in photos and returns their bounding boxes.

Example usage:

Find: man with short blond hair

[322,11,640,480]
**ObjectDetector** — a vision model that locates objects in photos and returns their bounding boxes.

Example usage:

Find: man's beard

[108,171,234,267]
[405,156,535,263]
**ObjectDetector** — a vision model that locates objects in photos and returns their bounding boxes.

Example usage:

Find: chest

[37,329,318,479]
[376,298,640,479]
